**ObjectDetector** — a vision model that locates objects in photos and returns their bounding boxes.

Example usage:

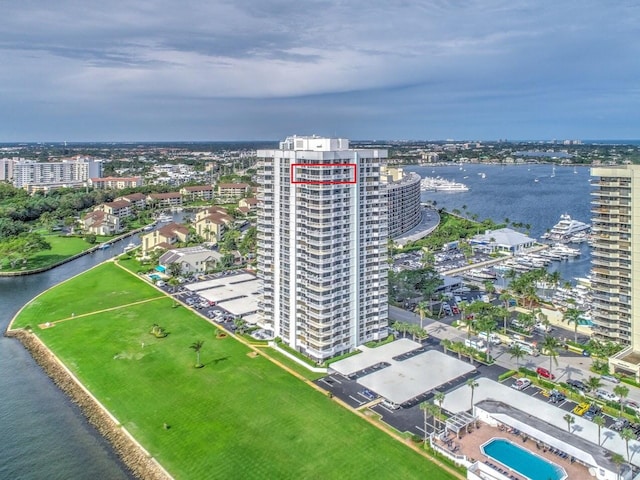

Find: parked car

[536,367,555,380]
[573,402,590,416]
[584,404,603,421]
[612,417,631,431]
[464,338,488,353]
[566,379,587,391]
[360,389,376,401]
[533,323,552,334]
[479,331,501,345]
[595,388,620,403]
[511,378,532,391]
[601,375,620,384]
[549,389,566,404]
[624,400,640,415]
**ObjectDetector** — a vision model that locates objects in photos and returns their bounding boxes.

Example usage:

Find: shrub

[498,370,517,382]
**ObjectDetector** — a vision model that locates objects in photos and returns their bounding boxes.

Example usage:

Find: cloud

[0,0,639,140]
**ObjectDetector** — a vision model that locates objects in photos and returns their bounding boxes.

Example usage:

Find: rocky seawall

[5,329,171,480]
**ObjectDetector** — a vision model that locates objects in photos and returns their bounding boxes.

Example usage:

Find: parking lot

[157,270,268,333]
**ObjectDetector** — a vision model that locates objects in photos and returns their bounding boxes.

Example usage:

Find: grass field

[15,262,161,323]
[1,234,111,271]
[12,262,456,480]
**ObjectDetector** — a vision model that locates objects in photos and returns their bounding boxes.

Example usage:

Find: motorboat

[123,242,137,252]
[546,214,590,242]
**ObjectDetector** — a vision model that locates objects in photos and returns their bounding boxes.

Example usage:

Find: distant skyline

[2,1,639,142]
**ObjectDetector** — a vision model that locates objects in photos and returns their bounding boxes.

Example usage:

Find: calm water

[0,242,137,480]
[406,163,593,283]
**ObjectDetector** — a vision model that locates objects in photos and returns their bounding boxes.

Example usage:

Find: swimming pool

[481,438,567,480]
[149,274,162,281]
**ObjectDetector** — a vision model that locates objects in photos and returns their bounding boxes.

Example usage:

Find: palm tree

[458,300,469,328]
[563,413,575,432]
[440,339,451,354]
[593,415,606,446]
[563,307,583,344]
[495,301,510,334]
[615,385,630,417]
[190,340,204,368]
[483,280,496,299]
[433,391,446,428]
[620,427,635,461]
[587,376,602,394]
[542,335,560,377]
[611,453,625,480]
[420,401,439,443]
[452,341,465,360]
[476,315,497,362]
[415,301,428,330]
[466,378,479,412]
[508,343,526,369]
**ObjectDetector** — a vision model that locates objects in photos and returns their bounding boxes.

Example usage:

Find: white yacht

[420,177,469,192]
[544,214,590,242]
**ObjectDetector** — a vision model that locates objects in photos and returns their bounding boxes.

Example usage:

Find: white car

[624,400,640,414]
[511,378,532,391]
[595,388,620,403]
[601,375,620,384]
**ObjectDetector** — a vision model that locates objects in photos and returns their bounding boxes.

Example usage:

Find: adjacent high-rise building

[257,136,389,363]
[6,156,102,192]
[381,166,422,238]
[591,165,640,379]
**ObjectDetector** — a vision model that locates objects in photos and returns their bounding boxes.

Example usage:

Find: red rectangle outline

[290,163,357,184]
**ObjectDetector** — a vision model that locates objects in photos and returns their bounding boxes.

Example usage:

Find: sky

[1,0,639,142]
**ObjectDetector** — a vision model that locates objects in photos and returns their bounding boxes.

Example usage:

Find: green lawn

[12,263,456,480]
[1,234,106,271]
[14,263,161,323]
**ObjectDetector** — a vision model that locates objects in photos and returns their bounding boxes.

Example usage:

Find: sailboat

[551,166,556,178]
[573,166,578,174]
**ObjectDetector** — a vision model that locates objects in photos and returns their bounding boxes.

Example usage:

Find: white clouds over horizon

[1,0,639,141]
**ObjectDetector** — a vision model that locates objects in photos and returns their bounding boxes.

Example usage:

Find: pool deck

[451,423,588,479]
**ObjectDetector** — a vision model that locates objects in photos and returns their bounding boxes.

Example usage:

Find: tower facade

[257,136,389,363]
[590,166,639,348]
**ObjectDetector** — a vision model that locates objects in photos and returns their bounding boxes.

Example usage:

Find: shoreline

[0,227,144,277]
[4,329,172,480]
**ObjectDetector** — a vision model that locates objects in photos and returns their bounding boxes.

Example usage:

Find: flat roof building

[257,136,389,362]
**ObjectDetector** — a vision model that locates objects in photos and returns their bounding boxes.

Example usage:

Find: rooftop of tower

[279,135,350,152]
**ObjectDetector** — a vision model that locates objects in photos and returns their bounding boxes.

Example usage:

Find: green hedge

[498,370,517,382]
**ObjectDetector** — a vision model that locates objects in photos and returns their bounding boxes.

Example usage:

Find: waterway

[0,239,140,480]
[406,163,593,284]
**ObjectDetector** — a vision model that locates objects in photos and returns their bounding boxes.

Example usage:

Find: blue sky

[1,0,639,142]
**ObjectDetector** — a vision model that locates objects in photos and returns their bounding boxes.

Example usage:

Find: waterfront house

[141,222,190,254]
[217,182,250,200]
[116,192,147,210]
[194,207,233,244]
[146,192,182,209]
[179,185,214,201]
[96,200,132,219]
[159,246,223,274]
[82,210,121,236]
[469,228,536,255]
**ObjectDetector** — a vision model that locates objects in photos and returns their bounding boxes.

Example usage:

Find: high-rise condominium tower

[257,136,389,363]
[591,165,640,379]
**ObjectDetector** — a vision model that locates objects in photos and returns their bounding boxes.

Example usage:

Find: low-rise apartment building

[141,222,190,254]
